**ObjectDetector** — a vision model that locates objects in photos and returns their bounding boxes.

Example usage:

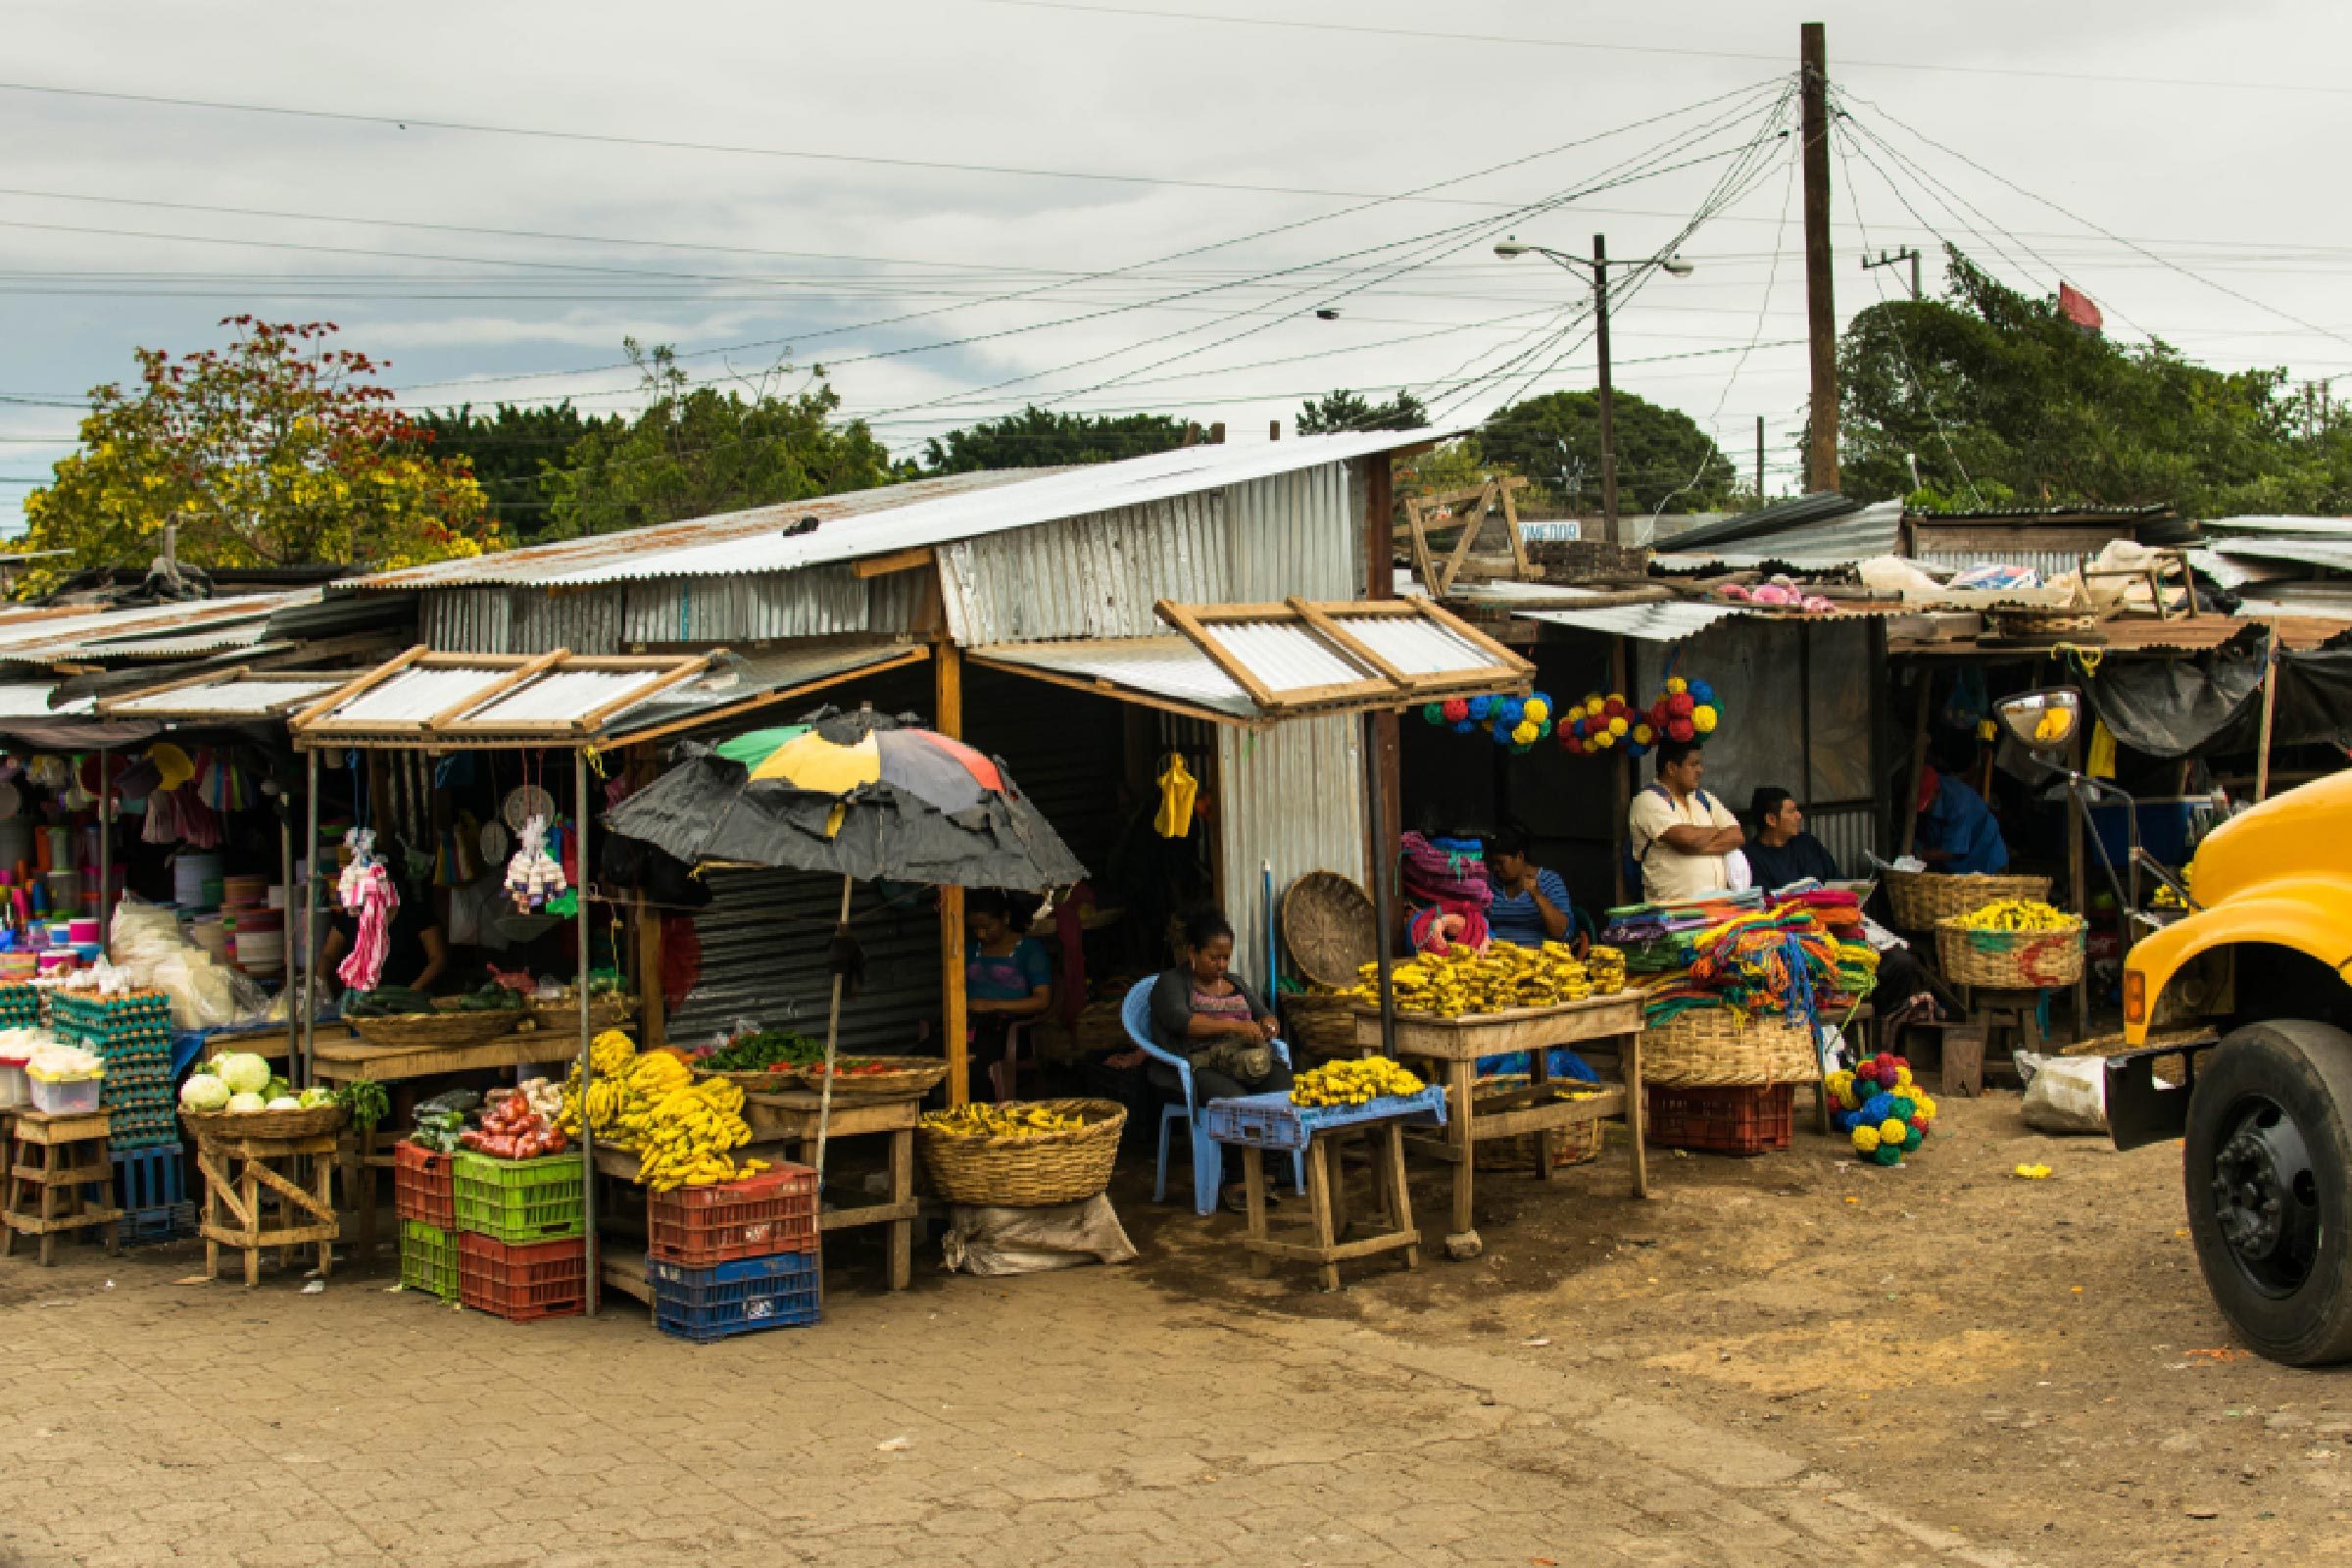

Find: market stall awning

[969,598,1531,727]
[96,666,365,723]
[1512,601,1753,644]
[288,647,719,749]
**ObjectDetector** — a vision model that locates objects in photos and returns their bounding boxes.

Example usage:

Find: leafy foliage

[920,405,1188,473]
[20,318,493,595]
[1296,388,1429,435]
[542,342,906,539]
[1838,251,2352,514]
[406,402,618,542]
[1479,390,1736,514]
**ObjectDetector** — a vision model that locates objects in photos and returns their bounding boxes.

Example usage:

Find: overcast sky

[5,0,2349,531]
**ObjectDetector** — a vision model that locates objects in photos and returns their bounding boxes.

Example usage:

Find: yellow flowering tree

[20,318,494,595]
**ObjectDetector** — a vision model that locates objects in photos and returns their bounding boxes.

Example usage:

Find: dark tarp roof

[2086,624,2352,758]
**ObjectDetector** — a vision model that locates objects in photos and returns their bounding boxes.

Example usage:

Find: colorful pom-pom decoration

[1440,698,1468,722]
[1692,705,1718,734]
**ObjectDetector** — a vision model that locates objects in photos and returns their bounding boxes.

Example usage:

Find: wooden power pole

[1800,22,1839,494]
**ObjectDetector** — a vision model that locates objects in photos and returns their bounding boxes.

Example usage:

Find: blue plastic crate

[649,1251,821,1342]
[115,1146,186,1211]
[120,1201,195,1247]
[1198,1086,1449,1152]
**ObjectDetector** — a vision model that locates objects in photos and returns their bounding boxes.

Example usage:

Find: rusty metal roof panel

[0,590,316,664]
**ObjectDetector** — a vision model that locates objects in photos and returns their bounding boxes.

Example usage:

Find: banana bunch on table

[1342,941,1600,1018]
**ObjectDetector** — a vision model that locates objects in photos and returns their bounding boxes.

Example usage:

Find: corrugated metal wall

[1809,806,1876,878]
[1216,714,1368,994]
[1225,466,1357,602]
[421,569,926,654]
[666,869,945,1054]
[938,494,1227,645]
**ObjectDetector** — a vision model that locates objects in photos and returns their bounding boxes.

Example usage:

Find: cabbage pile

[180,1051,333,1114]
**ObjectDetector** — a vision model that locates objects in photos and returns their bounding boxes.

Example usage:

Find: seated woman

[1148,907,1295,1212]
[965,889,1053,1102]
[1482,825,1572,948]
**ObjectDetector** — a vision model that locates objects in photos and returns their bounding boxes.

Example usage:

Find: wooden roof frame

[288,646,723,749]
[93,664,377,722]
[1149,596,1533,714]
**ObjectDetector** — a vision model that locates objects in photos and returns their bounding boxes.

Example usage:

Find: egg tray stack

[51,989,178,1151]
[0,981,37,1031]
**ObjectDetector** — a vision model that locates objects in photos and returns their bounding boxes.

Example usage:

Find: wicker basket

[347,999,524,1052]
[1936,917,2085,990]
[917,1098,1126,1206]
[1471,1076,1604,1170]
[801,1056,953,1099]
[1883,869,2051,931]
[1641,1007,1822,1087]
[181,1103,349,1142]
[527,997,635,1036]
[1990,606,2106,642]
[1282,872,1377,990]
[1281,992,1360,1060]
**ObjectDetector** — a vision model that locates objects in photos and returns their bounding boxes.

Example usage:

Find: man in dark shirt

[1744,787,1843,892]
[321,863,450,995]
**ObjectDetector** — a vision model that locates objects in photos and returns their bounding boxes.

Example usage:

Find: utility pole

[1863,246,1922,301]
[1755,416,1765,504]
[1800,22,1839,493]
[1591,233,1619,542]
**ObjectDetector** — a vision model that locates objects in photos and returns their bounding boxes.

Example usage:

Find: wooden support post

[629,743,665,1049]
[2256,624,2280,803]
[1364,456,1404,949]
[1611,636,1632,906]
[1799,21,1839,493]
[2068,723,2089,1043]
[936,643,968,1106]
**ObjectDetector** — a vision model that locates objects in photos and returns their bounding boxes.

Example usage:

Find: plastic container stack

[115,1146,194,1245]
[645,1163,822,1342]
[452,1150,586,1322]
[394,1140,463,1301]
[50,988,176,1150]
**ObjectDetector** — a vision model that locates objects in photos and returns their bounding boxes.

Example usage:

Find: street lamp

[1494,233,1695,540]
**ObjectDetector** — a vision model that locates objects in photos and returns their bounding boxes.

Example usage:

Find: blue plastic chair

[1121,977,1303,1215]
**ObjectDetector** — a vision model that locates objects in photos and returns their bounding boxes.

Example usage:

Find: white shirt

[1629,785,1742,904]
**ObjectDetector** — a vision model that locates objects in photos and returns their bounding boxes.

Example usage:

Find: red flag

[2058,281,2103,332]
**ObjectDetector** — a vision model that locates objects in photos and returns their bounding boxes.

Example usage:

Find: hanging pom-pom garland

[1418,691,1553,755]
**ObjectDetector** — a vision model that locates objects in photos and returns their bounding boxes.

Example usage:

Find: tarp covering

[2086,625,2352,759]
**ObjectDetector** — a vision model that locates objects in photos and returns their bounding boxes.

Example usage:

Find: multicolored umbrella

[608,707,1084,892]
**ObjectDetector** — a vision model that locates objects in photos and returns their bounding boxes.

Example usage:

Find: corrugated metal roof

[2203,538,2352,573]
[349,428,1454,593]
[0,682,80,719]
[0,591,316,666]
[1332,612,1490,676]
[1910,503,2174,522]
[1660,492,1863,553]
[295,652,712,744]
[2201,515,2352,538]
[104,673,350,720]
[970,637,1258,721]
[617,642,926,735]
[2232,584,2352,622]
[1217,622,1370,692]
[1513,602,1753,643]
[1652,503,1905,572]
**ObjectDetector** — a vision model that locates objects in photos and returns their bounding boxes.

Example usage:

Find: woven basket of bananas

[1936,900,2084,990]
[1470,1076,1604,1170]
[916,1098,1127,1206]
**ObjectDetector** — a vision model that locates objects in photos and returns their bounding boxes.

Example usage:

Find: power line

[965,0,2352,98]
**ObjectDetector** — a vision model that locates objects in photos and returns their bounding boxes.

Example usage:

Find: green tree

[20,318,493,596]
[1838,250,2352,514]
[1479,390,1736,514]
[920,406,1188,473]
[1296,388,1429,435]
[407,402,618,541]
[543,342,906,538]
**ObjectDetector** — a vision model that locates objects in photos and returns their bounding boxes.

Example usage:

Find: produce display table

[1204,1089,1444,1292]
[591,1083,919,1295]
[1351,991,1649,1254]
[3,1108,122,1264]
[192,1128,339,1287]
[314,1030,579,1265]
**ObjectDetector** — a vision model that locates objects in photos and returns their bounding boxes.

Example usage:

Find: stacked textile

[1400,832,1493,956]
[1619,902,1843,1025]
[1766,887,1878,1005]
[1598,891,1765,974]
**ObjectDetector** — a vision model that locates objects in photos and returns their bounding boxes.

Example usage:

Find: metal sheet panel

[1213,622,1368,692]
[1515,602,1752,643]
[938,493,1229,646]
[0,682,73,719]
[1225,466,1359,603]
[337,667,493,724]
[1331,613,1490,675]
[971,638,1256,718]
[466,669,663,726]
[667,870,944,1057]
[1217,713,1367,994]
[1808,805,1875,878]
[111,676,342,718]
[2203,515,2352,538]
[2205,539,2352,573]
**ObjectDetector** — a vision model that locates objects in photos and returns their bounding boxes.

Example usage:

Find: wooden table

[589,1085,921,1298]
[313,1029,581,1263]
[1233,1119,1419,1292]
[3,1108,121,1264]
[192,1130,338,1287]
[1352,991,1649,1255]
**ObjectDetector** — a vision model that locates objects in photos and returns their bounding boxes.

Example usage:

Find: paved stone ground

[0,1245,2049,1568]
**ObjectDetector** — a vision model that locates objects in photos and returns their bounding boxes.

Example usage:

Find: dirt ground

[1123,1090,2352,1567]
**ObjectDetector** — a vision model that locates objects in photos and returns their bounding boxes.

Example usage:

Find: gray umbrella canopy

[606,707,1086,891]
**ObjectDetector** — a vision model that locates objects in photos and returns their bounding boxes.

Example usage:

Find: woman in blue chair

[1149,907,1294,1212]
[966,889,1053,1102]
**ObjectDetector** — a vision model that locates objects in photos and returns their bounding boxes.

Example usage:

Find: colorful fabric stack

[1767,889,1878,1006]
[1825,1054,1937,1165]
[1607,901,1841,1026]
[1399,832,1491,910]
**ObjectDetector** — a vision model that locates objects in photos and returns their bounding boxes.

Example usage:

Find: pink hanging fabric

[337,861,397,992]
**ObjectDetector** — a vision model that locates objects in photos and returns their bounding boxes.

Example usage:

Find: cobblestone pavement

[0,1244,2056,1568]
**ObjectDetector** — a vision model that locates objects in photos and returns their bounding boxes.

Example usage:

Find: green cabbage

[297,1087,334,1109]
[179,1073,230,1111]
[265,1097,301,1110]
[225,1092,267,1112]
[213,1054,270,1096]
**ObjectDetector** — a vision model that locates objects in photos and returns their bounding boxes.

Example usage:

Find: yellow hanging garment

[1153,753,1198,839]
[2087,718,2118,780]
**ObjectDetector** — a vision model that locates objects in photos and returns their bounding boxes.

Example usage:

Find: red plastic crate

[457,1232,587,1323]
[393,1141,457,1229]
[647,1163,818,1266]
[1644,1084,1795,1155]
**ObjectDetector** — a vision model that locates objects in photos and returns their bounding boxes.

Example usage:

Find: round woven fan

[479,818,510,865]
[1281,871,1378,990]
[501,784,554,834]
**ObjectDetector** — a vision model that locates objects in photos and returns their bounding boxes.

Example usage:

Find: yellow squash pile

[559,1029,766,1191]
[1341,941,1607,1018]
[1291,1056,1424,1107]
[1952,899,2074,933]
[922,1102,1085,1141]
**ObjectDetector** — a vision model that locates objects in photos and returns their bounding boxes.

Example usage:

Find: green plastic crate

[400,1220,460,1299]
[453,1151,585,1244]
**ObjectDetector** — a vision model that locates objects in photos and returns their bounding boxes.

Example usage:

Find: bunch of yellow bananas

[1587,944,1627,993]
[560,1030,765,1191]
[1339,941,1601,1017]
[922,1102,1085,1141]
[1953,899,2074,933]
[1291,1055,1424,1107]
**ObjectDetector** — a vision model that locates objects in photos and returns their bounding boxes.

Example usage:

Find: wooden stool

[3,1109,122,1264]
[1962,987,2047,1081]
[192,1131,340,1287]
[1234,1121,1420,1292]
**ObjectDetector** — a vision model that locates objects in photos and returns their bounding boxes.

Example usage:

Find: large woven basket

[1280,992,1360,1060]
[917,1098,1126,1206]
[182,1103,348,1142]
[1883,869,2051,931]
[1936,917,2085,990]
[1282,872,1378,990]
[347,999,523,1052]
[1471,1076,1603,1170]
[527,996,635,1036]
[1641,1007,1822,1087]
[801,1056,953,1100]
